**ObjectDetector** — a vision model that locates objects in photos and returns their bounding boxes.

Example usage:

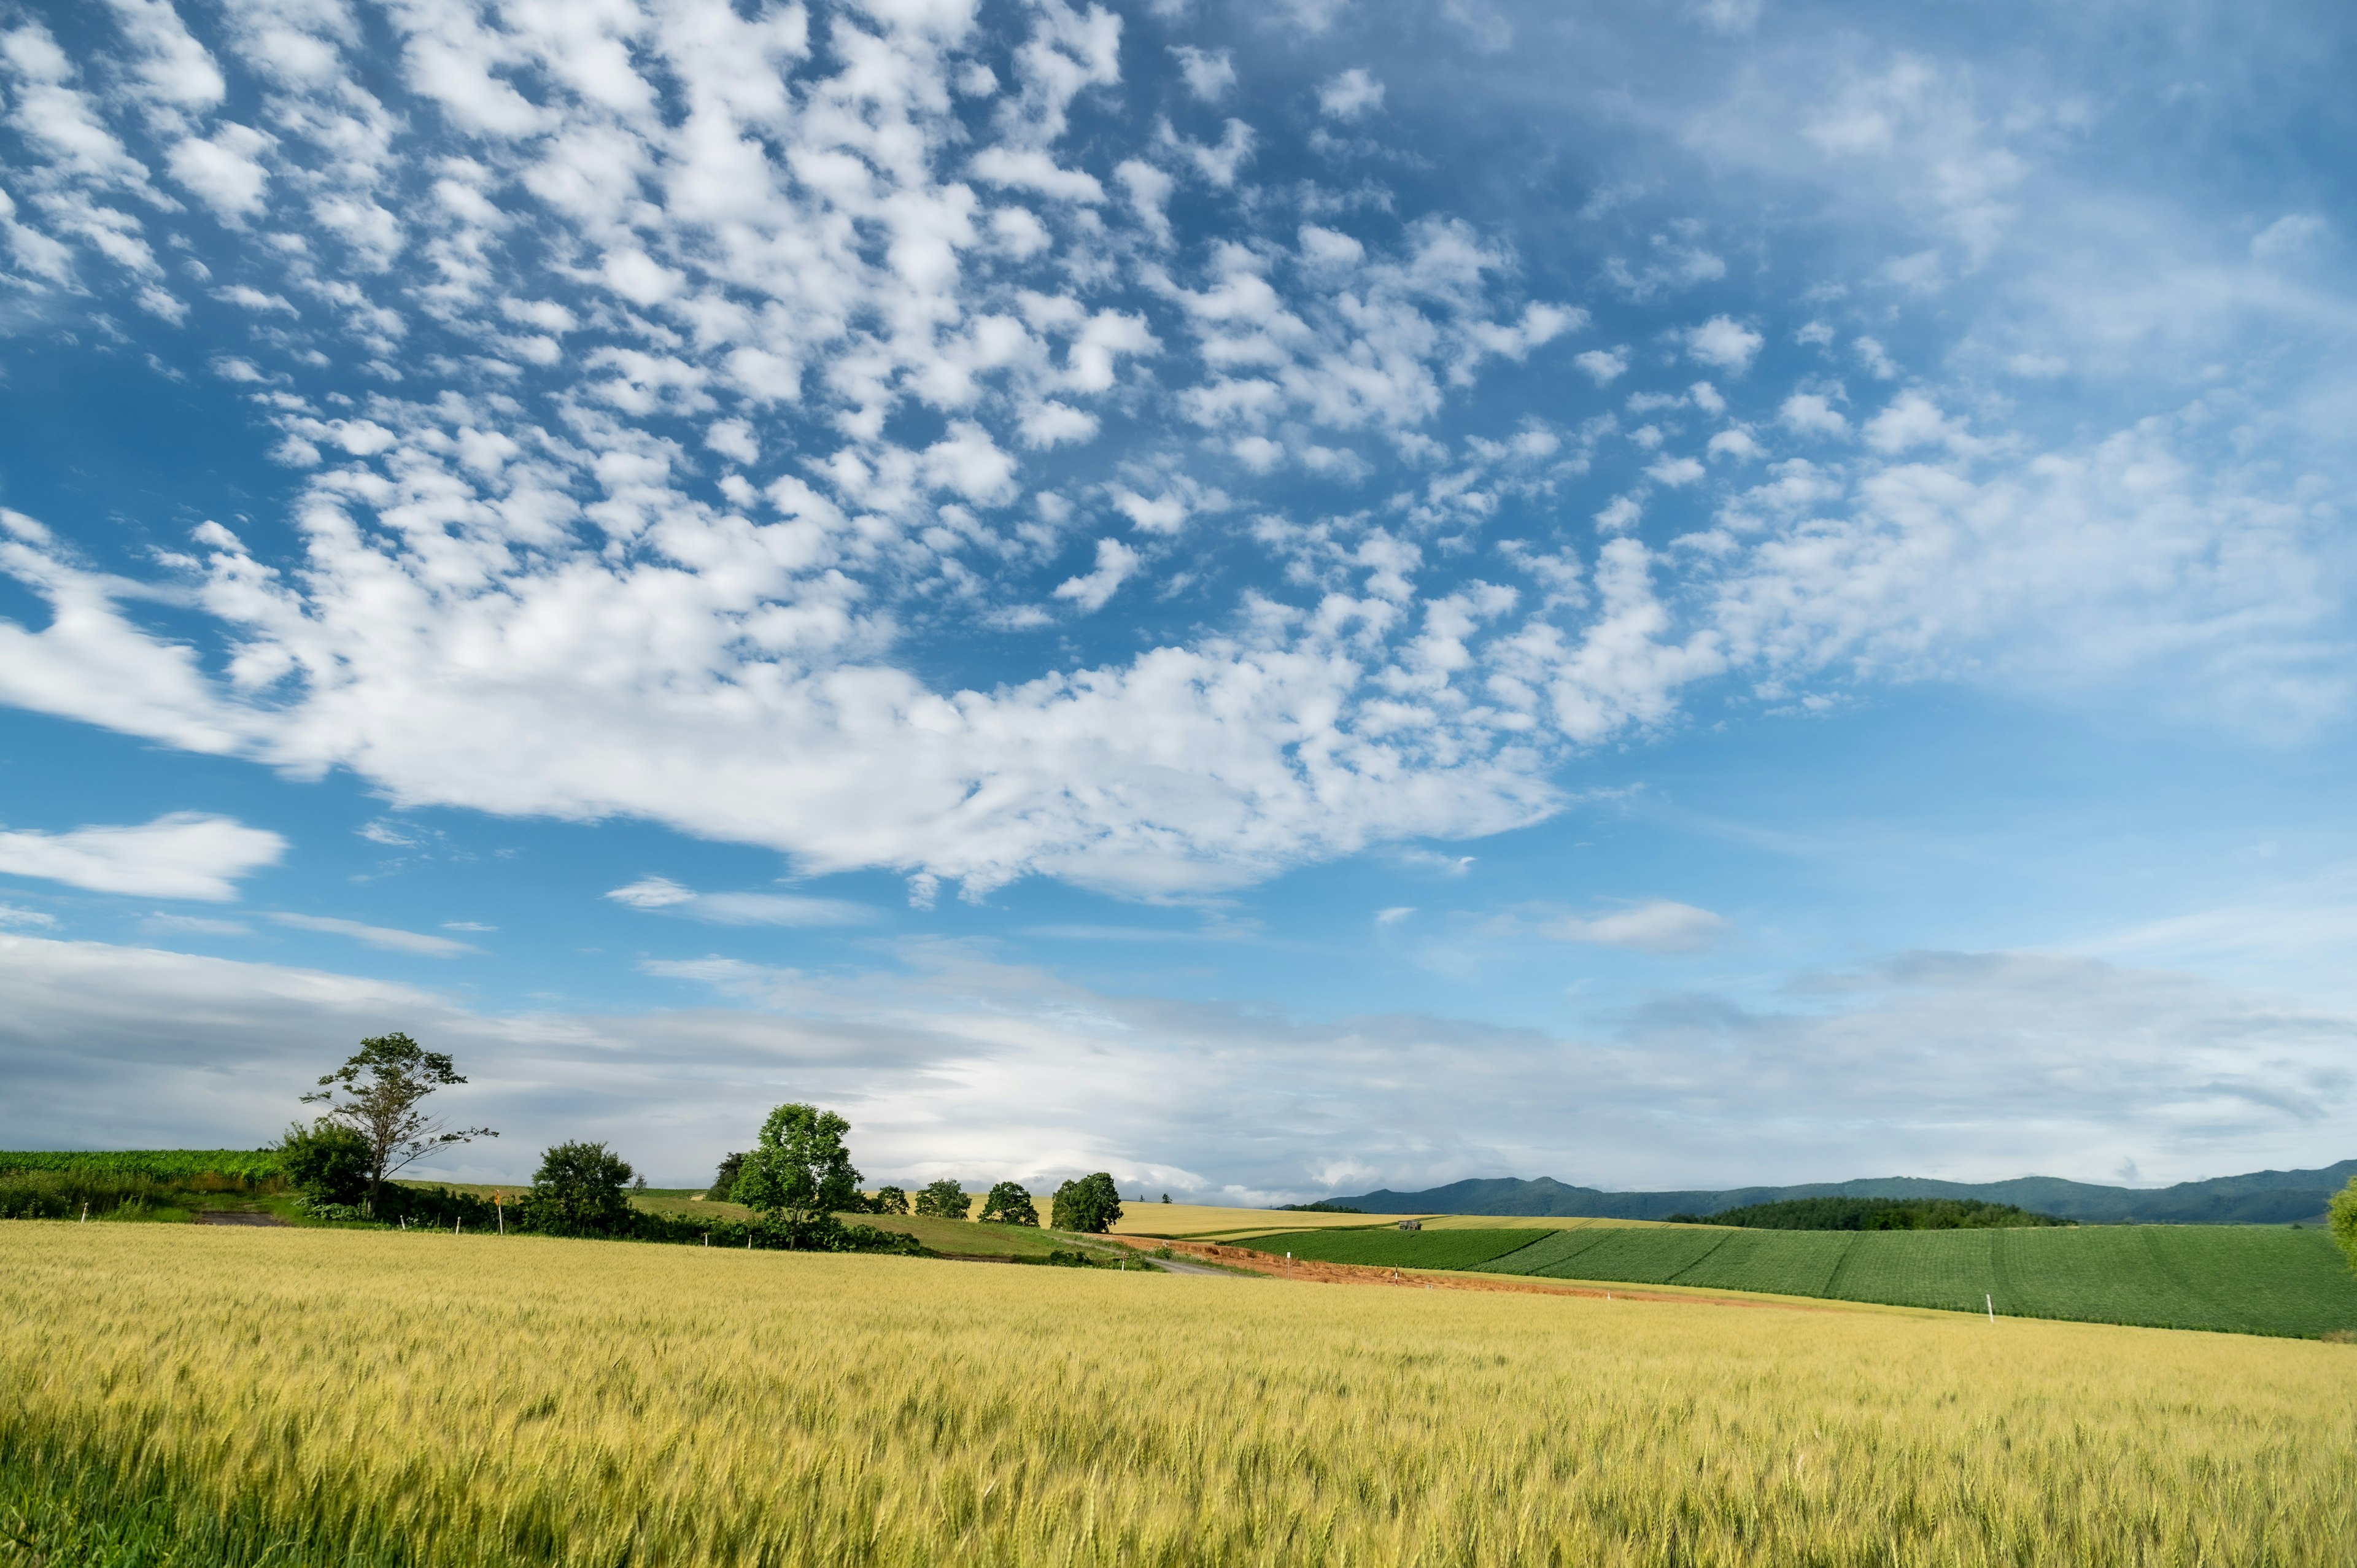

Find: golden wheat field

[3,1224,2355,1567]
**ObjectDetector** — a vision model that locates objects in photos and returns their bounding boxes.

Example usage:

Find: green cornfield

[5,1223,2357,1566]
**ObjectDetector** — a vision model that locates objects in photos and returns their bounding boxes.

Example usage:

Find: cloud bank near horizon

[2,932,2345,1197]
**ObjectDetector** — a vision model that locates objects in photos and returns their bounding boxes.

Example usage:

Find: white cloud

[606,876,875,927]
[1686,315,1763,374]
[2249,213,2328,268]
[144,912,250,937]
[606,877,697,910]
[0,903,58,930]
[0,0,2345,916]
[1317,68,1384,120]
[1706,427,1763,462]
[1053,537,1141,612]
[1862,390,1974,455]
[1778,392,1849,438]
[1645,455,1705,487]
[166,123,271,222]
[1375,905,1415,924]
[1574,347,1628,385]
[1170,46,1235,103]
[1547,898,1728,953]
[0,813,284,900]
[268,913,478,956]
[705,419,758,465]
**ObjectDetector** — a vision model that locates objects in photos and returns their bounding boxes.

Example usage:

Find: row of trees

[705,1129,1129,1232]
[287,1033,1139,1242]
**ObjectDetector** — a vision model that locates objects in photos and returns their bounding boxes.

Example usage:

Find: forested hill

[1332,1159,2357,1225]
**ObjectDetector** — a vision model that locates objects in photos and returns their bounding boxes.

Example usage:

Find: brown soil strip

[1107,1235,1843,1313]
[195,1210,290,1227]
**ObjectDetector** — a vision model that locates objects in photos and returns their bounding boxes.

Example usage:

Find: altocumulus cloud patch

[0,0,2347,916]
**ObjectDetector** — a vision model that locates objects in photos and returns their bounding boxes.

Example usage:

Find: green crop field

[1234,1227,1561,1270]
[1477,1227,1622,1275]
[1241,1222,2357,1337]
[1673,1229,1857,1297]
[0,1149,283,1183]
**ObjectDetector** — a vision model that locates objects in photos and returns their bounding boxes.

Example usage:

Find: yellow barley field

[3,1224,2354,1566]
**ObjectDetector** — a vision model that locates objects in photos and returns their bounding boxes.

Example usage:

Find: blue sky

[1,0,2351,1199]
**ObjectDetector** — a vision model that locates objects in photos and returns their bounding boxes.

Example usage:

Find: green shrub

[276,1123,373,1207]
[2330,1178,2357,1273]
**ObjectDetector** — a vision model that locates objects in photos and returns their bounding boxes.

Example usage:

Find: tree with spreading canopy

[530,1141,636,1234]
[731,1103,861,1230]
[705,1152,744,1202]
[301,1033,495,1210]
[1051,1172,1123,1234]
[870,1185,909,1215]
[978,1181,1039,1226]
[914,1178,970,1219]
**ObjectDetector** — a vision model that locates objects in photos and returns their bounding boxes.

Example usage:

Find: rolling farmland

[6,1224,2357,1567]
[1226,1222,2357,1337]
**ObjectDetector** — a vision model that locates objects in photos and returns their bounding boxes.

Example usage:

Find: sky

[1,0,2352,1201]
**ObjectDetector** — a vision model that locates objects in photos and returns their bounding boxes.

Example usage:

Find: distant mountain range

[1331,1159,2357,1226]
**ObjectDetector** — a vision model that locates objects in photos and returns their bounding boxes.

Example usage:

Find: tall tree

[979,1181,1039,1226]
[302,1033,496,1210]
[1051,1172,1123,1234]
[732,1103,861,1229]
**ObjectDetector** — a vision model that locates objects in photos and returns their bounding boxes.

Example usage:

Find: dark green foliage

[0,1149,284,1182]
[2331,1177,2357,1272]
[705,1153,744,1203]
[277,1122,373,1207]
[1234,1228,1543,1270]
[303,1033,497,1207]
[1276,1201,1363,1213]
[732,1103,861,1227]
[978,1181,1039,1225]
[0,1170,180,1220]
[1668,1196,2072,1231]
[913,1178,969,1219]
[1050,1172,1123,1234]
[870,1185,909,1215]
[527,1141,636,1235]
